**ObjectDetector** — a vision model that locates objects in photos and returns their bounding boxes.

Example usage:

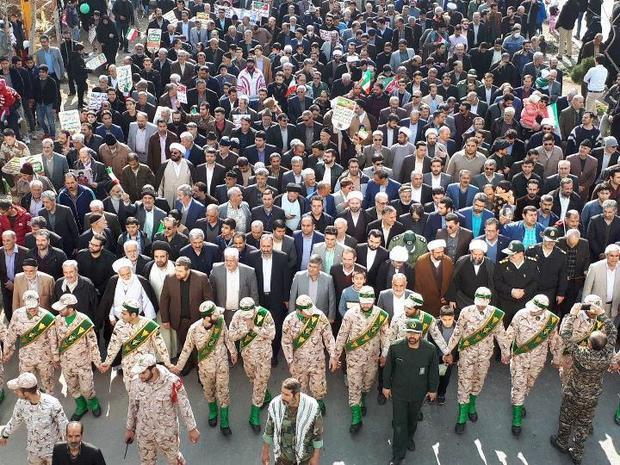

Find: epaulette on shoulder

[527,256,537,261]
[556,248,566,254]
[418,235,427,242]
[499,258,509,264]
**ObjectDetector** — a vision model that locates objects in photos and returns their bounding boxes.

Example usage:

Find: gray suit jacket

[582,259,620,319]
[127,122,158,155]
[359,145,391,169]
[377,289,413,319]
[289,270,336,321]
[42,153,70,191]
[210,262,259,310]
[35,47,65,78]
[310,242,350,272]
[126,202,168,241]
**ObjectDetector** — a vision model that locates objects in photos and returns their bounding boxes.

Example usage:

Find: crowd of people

[0,0,619,464]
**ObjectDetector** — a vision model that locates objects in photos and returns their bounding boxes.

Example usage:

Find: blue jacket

[445,183,480,210]
[458,207,495,236]
[501,221,545,243]
[423,211,466,241]
[363,179,401,209]
[58,185,96,232]
[95,123,125,143]
[175,198,205,231]
[293,230,325,271]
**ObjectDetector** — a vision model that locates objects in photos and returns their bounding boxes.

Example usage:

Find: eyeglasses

[543,143,554,146]
[373,138,382,141]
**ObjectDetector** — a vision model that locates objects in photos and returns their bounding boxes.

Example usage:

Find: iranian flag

[385,77,399,94]
[547,103,560,136]
[359,70,373,94]
[285,76,297,97]
[126,27,139,42]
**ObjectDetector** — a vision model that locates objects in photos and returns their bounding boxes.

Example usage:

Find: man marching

[447,286,509,434]
[281,295,337,415]
[332,286,389,433]
[0,373,68,465]
[101,299,172,392]
[50,294,103,421]
[505,294,562,435]
[126,354,200,465]
[4,290,56,393]
[0,318,6,404]
[173,301,237,435]
[228,297,276,432]
[557,294,612,388]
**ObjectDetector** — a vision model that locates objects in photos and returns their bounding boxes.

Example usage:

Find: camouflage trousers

[510,354,545,405]
[555,393,598,462]
[290,359,327,400]
[346,352,379,406]
[242,351,271,406]
[558,353,573,389]
[62,364,96,399]
[27,456,51,465]
[20,357,55,394]
[0,349,3,389]
[456,348,492,404]
[198,357,230,406]
[137,435,185,465]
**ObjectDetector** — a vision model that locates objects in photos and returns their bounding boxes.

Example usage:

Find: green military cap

[239,297,256,312]
[295,295,314,311]
[122,299,140,314]
[359,286,375,304]
[542,227,560,241]
[405,318,423,333]
[403,230,416,244]
[405,292,424,308]
[199,301,216,318]
[502,240,525,255]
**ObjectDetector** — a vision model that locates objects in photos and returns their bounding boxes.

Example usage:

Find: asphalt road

[0,355,619,465]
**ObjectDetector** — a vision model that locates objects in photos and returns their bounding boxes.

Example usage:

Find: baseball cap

[7,372,38,390]
[502,240,525,255]
[51,293,79,312]
[131,353,157,375]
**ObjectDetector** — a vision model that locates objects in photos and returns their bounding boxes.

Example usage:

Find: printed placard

[58,109,81,133]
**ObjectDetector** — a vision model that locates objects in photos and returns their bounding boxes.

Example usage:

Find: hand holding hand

[426,392,437,402]
[99,364,110,373]
[501,355,511,365]
[125,430,135,444]
[379,356,386,367]
[382,388,392,399]
[230,353,238,365]
[188,428,200,444]
[0,437,7,446]
[329,359,339,372]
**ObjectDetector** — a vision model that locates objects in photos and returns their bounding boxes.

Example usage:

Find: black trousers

[392,398,423,460]
[1,287,13,322]
[437,364,454,397]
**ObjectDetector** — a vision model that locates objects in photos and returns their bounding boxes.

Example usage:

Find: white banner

[146,28,162,53]
[85,53,107,70]
[331,96,357,131]
[58,109,81,133]
[117,65,133,94]
[177,84,188,104]
[88,92,108,111]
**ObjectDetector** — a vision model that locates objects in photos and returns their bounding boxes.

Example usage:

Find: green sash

[345,309,388,352]
[458,307,504,351]
[19,311,55,347]
[240,307,268,350]
[512,312,559,355]
[417,311,435,336]
[122,320,160,356]
[197,318,223,361]
[59,318,94,354]
[293,314,320,350]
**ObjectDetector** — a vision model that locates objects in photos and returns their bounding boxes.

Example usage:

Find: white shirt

[143,208,154,237]
[583,64,608,92]
[382,224,391,244]
[430,174,442,189]
[159,134,167,162]
[392,293,406,319]
[414,157,424,173]
[411,186,422,203]
[206,164,214,191]
[135,127,147,154]
[149,262,175,298]
[366,248,377,270]
[173,160,182,177]
[559,195,570,220]
[225,268,240,310]
[273,238,283,252]
[262,255,272,294]
[606,265,616,303]
[322,165,332,184]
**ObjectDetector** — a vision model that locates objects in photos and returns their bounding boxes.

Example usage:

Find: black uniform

[525,244,568,310]
[383,339,439,462]
[494,256,539,325]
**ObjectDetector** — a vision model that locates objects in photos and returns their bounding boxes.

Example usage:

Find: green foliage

[569,57,595,84]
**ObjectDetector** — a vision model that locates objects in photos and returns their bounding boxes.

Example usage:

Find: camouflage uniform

[103,316,172,392]
[506,300,562,433]
[447,296,509,432]
[127,365,198,465]
[1,393,68,465]
[553,313,617,463]
[386,310,449,355]
[49,311,101,415]
[334,302,388,430]
[281,308,336,402]
[0,319,6,400]
[557,312,607,388]
[4,307,56,393]
[388,231,428,266]
[228,303,275,429]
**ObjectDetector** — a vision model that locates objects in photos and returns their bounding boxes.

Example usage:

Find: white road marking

[495,450,508,465]
[599,434,620,464]
[432,442,441,465]
[517,452,529,464]
[474,439,488,465]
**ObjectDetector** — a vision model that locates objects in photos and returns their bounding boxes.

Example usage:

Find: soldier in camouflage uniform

[281,295,337,415]
[3,290,56,393]
[262,377,323,465]
[100,299,172,392]
[557,294,613,388]
[332,285,389,433]
[0,372,68,465]
[550,303,617,464]
[447,286,510,434]
[612,351,620,425]
[388,230,428,267]
[228,296,276,432]
[126,354,200,465]
[505,294,562,435]
[0,317,6,404]
[49,294,102,422]
[173,301,237,435]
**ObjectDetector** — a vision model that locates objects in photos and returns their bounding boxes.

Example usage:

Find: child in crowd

[435,305,459,405]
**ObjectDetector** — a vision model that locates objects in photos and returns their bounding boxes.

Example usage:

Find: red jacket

[0,205,32,246]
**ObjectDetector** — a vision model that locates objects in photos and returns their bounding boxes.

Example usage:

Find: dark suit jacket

[422,211,466,241]
[250,205,286,231]
[147,131,179,174]
[39,205,80,257]
[174,199,205,230]
[550,192,583,219]
[266,124,299,152]
[53,276,100,328]
[366,219,405,248]
[248,250,290,312]
[355,243,389,287]
[194,162,226,197]
[436,227,475,261]
[293,230,325,271]
[398,155,432,183]
[0,245,28,286]
[24,231,63,250]
[244,144,279,165]
[586,214,620,259]
[337,209,369,244]
[170,60,195,86]
[287,95,314,122]
[159,270,213,329]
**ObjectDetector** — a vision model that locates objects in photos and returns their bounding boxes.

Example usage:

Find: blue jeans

[36,103,55,136]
